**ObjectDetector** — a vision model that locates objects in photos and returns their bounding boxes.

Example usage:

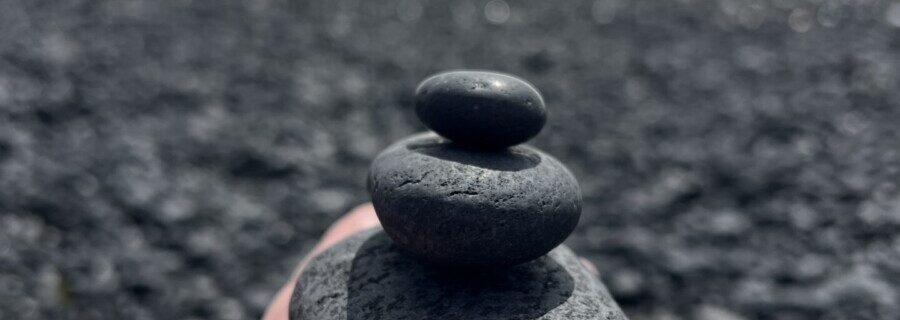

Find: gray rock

[368,132,582,268]
[415,70,547,148]
[291,228,628,320]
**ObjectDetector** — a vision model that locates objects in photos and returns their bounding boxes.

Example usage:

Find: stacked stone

[369,70,582,268]
[291,71,627,320]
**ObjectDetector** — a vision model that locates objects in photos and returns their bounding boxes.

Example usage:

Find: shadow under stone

[346,232,574,320]
[406,136,541,172]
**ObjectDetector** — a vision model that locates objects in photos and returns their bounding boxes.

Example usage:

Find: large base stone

[290,228,627,320]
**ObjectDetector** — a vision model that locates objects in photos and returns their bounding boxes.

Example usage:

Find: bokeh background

[2,0,900,319]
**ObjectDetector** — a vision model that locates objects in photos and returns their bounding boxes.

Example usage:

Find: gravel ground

[2,0,900,319]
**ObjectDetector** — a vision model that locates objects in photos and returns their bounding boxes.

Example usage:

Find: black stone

[291,228,628,320]
[368,133,581,268]
[415,70,547,148]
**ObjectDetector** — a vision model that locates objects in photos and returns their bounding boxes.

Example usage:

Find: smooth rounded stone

[291,228,628,320]
[415,70,547,148]
[367,132,581,268]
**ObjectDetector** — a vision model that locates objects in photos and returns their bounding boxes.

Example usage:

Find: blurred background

[1,0,899,319]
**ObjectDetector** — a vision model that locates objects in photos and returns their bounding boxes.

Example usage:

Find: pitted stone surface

[368,133,582,268]
[291,228,627,320]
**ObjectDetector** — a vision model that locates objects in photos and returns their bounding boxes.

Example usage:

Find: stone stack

[291,71,627,320]
[369,71,581,268]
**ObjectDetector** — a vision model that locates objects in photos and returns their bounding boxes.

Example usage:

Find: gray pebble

[415,71,547,148]
[368,132,581,268]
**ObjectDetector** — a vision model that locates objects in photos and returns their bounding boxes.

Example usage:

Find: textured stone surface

[292,228,627,320]
[415,71,547,148]
[368,132,581,268]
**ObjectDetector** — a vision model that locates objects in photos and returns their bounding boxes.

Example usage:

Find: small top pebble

[415,70,547,148]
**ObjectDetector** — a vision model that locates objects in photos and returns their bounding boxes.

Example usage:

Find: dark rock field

[1,0,899,319]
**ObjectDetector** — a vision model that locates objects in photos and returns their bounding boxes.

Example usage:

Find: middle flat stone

[368,132,582,268]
